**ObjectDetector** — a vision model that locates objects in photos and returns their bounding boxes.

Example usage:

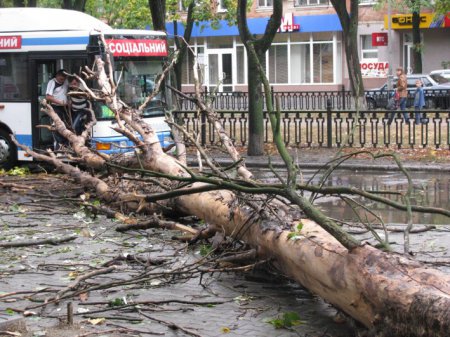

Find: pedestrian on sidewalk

[388,67,409,125]
[413,79,425,125]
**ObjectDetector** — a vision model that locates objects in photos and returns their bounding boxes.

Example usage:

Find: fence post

[341,85,346,110]
[327,98,332,148]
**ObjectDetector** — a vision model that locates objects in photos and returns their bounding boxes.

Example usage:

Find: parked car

[429,69,450,84]
[365,74,450,110]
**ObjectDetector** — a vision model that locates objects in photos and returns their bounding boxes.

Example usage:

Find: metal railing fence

[177,88,450,112]
[174,89,450,149]
[174,106,450,149]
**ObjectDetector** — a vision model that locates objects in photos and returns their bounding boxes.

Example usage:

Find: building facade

[166,1,450,92]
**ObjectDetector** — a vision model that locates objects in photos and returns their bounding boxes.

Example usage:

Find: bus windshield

[115,59,164,117]
[95,59,166,120]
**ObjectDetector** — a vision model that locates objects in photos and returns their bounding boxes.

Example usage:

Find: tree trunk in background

[149,0,166,31]
[237,0,282,156]
[330,0,366,108]
[174,1,195,92]
[247,53,265,156]
[412,8,423,74]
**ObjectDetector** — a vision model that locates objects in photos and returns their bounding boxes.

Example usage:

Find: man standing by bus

[45,69,69,150]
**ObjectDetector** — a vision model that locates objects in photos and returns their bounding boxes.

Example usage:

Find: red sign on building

[106,39,168,57]
[372,33,388,47]
[0,36,22,50]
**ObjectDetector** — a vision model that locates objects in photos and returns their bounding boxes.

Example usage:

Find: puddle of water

[258,169,450,225]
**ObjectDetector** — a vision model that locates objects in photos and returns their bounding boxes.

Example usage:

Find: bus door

[30,56,86,150]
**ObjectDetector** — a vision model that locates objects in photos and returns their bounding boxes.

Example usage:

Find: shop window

[360,34,378,60]
[269,45,288,83]
[258,0,273,8]
[0,53,29,100]
[290,44,311,83]
[208,36,233,49]
[295,0,329,7]
[313,43,333,83]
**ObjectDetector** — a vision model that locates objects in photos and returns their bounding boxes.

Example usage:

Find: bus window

[114,59,165,115]
[0,54,29,100]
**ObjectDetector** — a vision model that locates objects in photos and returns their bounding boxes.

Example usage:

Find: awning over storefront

[166,14,342,37]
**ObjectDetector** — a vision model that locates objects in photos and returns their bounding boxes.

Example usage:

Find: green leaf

[296,222,303,232]
[266,312,304,329]
[286,232,296,240]
[108,298,126,307]
[5,308,15,315]
[199,244,213,257]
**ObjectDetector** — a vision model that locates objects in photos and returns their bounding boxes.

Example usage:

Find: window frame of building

[178,0,187,11]
[258,0,273,8]
[360,34,378,60]
[358,0,377,5]
[217,0,227,12]
[294,0,329,7]
[180,33,341,88]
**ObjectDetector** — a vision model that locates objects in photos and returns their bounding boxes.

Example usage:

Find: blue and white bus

[0,7,172,169]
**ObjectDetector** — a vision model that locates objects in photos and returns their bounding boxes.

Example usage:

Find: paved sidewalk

[187,147,450,172]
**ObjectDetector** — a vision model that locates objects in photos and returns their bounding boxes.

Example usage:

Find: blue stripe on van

[15,134,32,148]
[22,36,89,46]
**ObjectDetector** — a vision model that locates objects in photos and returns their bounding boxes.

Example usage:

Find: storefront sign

[0,36,22,49]
[372,32,388,46]
[360,61,389,77]
[384,12,450,29]
[106,39,168,57]
[278,13,300,33]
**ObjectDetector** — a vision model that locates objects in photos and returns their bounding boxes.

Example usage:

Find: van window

[0,53,29,100]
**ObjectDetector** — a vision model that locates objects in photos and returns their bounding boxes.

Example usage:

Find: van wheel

[0,129,17,170]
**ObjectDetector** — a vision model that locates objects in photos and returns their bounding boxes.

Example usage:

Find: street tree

[11,31,450,336]
[85,0,150,28]
[237,0,282,156]
[330,0,366,108]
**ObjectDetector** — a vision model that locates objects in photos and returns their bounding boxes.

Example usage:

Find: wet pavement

[0,174,357,337]
[1,146,450,336]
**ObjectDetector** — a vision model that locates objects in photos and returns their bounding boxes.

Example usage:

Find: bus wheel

[0,129,17,170]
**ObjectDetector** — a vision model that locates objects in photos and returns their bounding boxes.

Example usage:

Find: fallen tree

[12,38,450,337]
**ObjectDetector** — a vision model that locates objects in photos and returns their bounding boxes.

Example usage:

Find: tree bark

[330,0,366,108]
[412,5,423,74]
[237,0,282,156]
[148,0,166,31]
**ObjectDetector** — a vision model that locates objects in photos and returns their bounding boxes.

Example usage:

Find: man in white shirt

[45,69,68,150]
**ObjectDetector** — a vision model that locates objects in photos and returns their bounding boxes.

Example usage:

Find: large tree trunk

[174,184,450,336]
